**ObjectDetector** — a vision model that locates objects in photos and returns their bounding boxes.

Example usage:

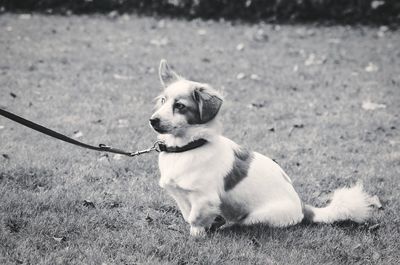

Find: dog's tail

[303,182,379,224]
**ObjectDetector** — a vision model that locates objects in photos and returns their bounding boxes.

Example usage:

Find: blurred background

[1,0,399,24]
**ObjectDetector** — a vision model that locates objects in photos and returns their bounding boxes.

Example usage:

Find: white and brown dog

[150,59,379,237]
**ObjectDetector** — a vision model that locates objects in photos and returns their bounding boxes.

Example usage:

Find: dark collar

[158,138,208,153]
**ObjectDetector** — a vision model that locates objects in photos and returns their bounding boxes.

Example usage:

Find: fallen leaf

[362,100,386,110]
[53,236,66,242]
[250,101,267,108]
[250,74,260,80]
[272,25,280,31]
[365,62,379,72]
[304,54,326,66]
[73,131,83,138]
[19,14,31,20]
[108,10,118,19]
[83,200,95,208]
[372,252,381,261]
[236,43,245,51]
[121,14,130,21]
[288,124,304,137]
[352,243,362,250]
[236,73,246,80]
[253,29,268,42]
[167,224,181,232]
[146,67,155,74]
[377,31,385,38]
[157,20,166,29]
[368,223,380,231]
[145,214,153,223]
[113,154,123,160]
[116,119,129,129]
[328,38,341,44]
[150,37,169,46]
[113,74,134,80]
[295,28,315,38]
[110,202,120,208]
[168,0,180,6]
[98,154,109,163]
[379,25,389,32]
[197,29,207,36]
[371,1,385,9]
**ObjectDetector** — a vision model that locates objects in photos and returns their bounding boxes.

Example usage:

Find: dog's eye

[174,102,185,110]
[160,97,166,104]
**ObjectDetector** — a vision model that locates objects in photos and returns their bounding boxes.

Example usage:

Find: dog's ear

[159,59,180,88]
[193,87,223,123]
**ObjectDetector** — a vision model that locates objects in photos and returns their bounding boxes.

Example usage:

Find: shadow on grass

[213,219,381,240]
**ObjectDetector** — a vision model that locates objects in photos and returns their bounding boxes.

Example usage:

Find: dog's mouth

[152,126,168,134]
[150,122,169,134]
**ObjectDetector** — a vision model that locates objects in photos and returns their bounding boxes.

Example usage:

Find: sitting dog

[150,59,379,237]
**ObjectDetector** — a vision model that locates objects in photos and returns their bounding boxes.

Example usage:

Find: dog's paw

[190,226,206,237]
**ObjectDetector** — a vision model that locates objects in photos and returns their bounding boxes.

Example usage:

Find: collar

[158,138,208,153]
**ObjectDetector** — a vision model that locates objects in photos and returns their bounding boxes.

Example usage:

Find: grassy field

[0,14,399,264]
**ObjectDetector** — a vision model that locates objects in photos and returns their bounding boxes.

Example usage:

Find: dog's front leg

[188,200,219,237]
[169,191,191,222]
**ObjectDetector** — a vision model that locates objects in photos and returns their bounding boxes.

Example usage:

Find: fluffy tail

[303,183,380,223]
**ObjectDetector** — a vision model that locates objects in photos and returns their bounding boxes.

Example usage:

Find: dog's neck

[157,119,222,147]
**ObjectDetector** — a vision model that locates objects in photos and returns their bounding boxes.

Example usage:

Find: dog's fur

[150,59,379,237]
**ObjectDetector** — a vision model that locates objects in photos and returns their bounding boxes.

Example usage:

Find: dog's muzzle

[149,118,167,133]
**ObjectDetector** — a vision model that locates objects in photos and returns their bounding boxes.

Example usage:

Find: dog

[150,59,379,237]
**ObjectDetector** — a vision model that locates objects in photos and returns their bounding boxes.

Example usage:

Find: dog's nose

[149,118,160,127]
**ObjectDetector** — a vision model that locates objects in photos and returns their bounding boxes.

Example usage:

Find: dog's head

[150,59,223,137]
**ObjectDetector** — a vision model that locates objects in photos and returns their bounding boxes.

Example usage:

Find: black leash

[0,108,161,157]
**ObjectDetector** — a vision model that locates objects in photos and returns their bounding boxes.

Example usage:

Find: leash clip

[128,140,164,157]
[152,140,164,153]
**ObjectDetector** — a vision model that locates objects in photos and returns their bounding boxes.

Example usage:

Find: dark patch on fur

[302,204,315,223]
[224,147,254,191]
[193,88,223,124]
[172,96,201,124]
[219,199,249,223]
[182,105,201,124]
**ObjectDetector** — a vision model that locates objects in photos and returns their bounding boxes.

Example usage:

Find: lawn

[0,14,399,264]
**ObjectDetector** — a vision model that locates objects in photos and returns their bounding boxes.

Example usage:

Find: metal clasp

[129,140,164,157]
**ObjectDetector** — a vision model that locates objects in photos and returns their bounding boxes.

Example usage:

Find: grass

[0,14,399,264]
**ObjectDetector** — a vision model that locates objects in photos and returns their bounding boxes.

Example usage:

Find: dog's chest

[158,144,233,191]
[158,153,212,191]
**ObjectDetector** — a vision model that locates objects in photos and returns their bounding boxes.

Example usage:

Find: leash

[0,108,162,157]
